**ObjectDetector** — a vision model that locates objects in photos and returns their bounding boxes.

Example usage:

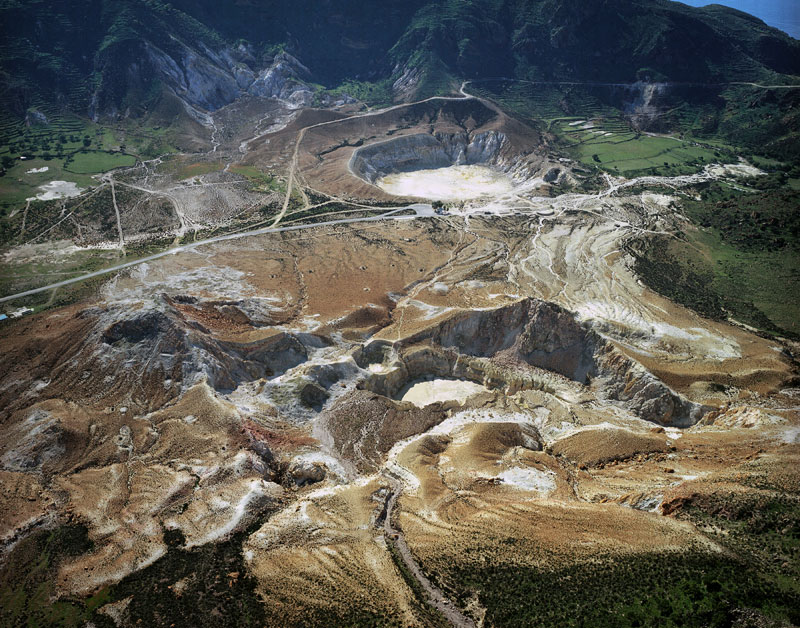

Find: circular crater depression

[350,132,514,201]
[398,377,488,408]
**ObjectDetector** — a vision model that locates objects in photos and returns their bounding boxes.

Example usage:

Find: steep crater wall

[349,131,508,184]
[362,299,711,428]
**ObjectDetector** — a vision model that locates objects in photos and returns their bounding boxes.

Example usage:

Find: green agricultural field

[558,120,726,176]
[0,111,176,226]
[64,151,136,174]
[0,112,177,168]
[0,158,96,209]
[469,80,744,177]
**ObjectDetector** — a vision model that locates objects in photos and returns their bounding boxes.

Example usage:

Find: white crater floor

[399,378,487,407]
[376,165,514,200]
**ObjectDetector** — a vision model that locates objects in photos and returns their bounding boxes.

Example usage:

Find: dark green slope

[2,0,798,119]
[391,0,799,90]
[167,0,800,90]
[1,0,799,170]
[0,0,223,118]
[168,0,432,84]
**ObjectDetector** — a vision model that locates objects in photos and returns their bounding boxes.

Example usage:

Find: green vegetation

[0,523,273,628]
[562,123,724,177]
[630,183,800,338]
[470,81,606,126]
[630,237,725,321]
[0,525,109,627]
[228,165,286,194]
[0,111,178,240]
[0,112,171,169]
[632,233,798,338]
[2,0,798,138]
[431,471,800,628]
[444,549,798,627]
[0,246,119,302]
[0,159,97,208]
[64,150,136,174]
[173,160,224,180]
[471,78,799,167]
[685,183,800,253]
[471,80,748,177]
[0,518,418,628]
[677,492,800,591]
[315,79,395,108]
[99,527,268,627]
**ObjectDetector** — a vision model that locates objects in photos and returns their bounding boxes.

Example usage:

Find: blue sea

[674,0,800,39]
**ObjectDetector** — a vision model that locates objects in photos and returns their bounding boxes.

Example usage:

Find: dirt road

[382,476,477,628]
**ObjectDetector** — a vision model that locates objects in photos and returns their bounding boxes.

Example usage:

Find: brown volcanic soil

[245,98,544,200]
[550,425,669,467]
[244,108,348,178]
[0,198,798,624]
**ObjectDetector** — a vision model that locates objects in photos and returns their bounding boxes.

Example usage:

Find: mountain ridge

[1,0,798,123]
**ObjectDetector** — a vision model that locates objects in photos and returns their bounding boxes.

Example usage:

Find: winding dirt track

[274,82,476,228]
[382,476,477,628]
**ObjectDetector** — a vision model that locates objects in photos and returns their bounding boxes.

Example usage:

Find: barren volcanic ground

[1,90,799,627]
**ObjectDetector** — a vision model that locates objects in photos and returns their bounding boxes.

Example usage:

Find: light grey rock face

[624,82,669,117]
[247,53,313,106]
[1,409,65,472]
[387,298,710,427]
[232,64,256,89]
[287,459,327,486]
[409,299,599,383]
[350,131,508,183]
[145,42,241,111]
[596,357,708,428]
[93,300,313,395]
[142,42,313,112]
[391,63,421,101]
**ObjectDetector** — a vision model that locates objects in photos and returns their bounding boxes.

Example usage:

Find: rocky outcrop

[286,458,327,486]
[0,296,321,419]
[350,131,508,183]
[0,408,65,472]
[324,390,446,473]
[402,299,600,383]
[99,304,311,393]
[145,41,241,112]
[143,41,313,113]
[372,299,711,427]
[248,52,314,108]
